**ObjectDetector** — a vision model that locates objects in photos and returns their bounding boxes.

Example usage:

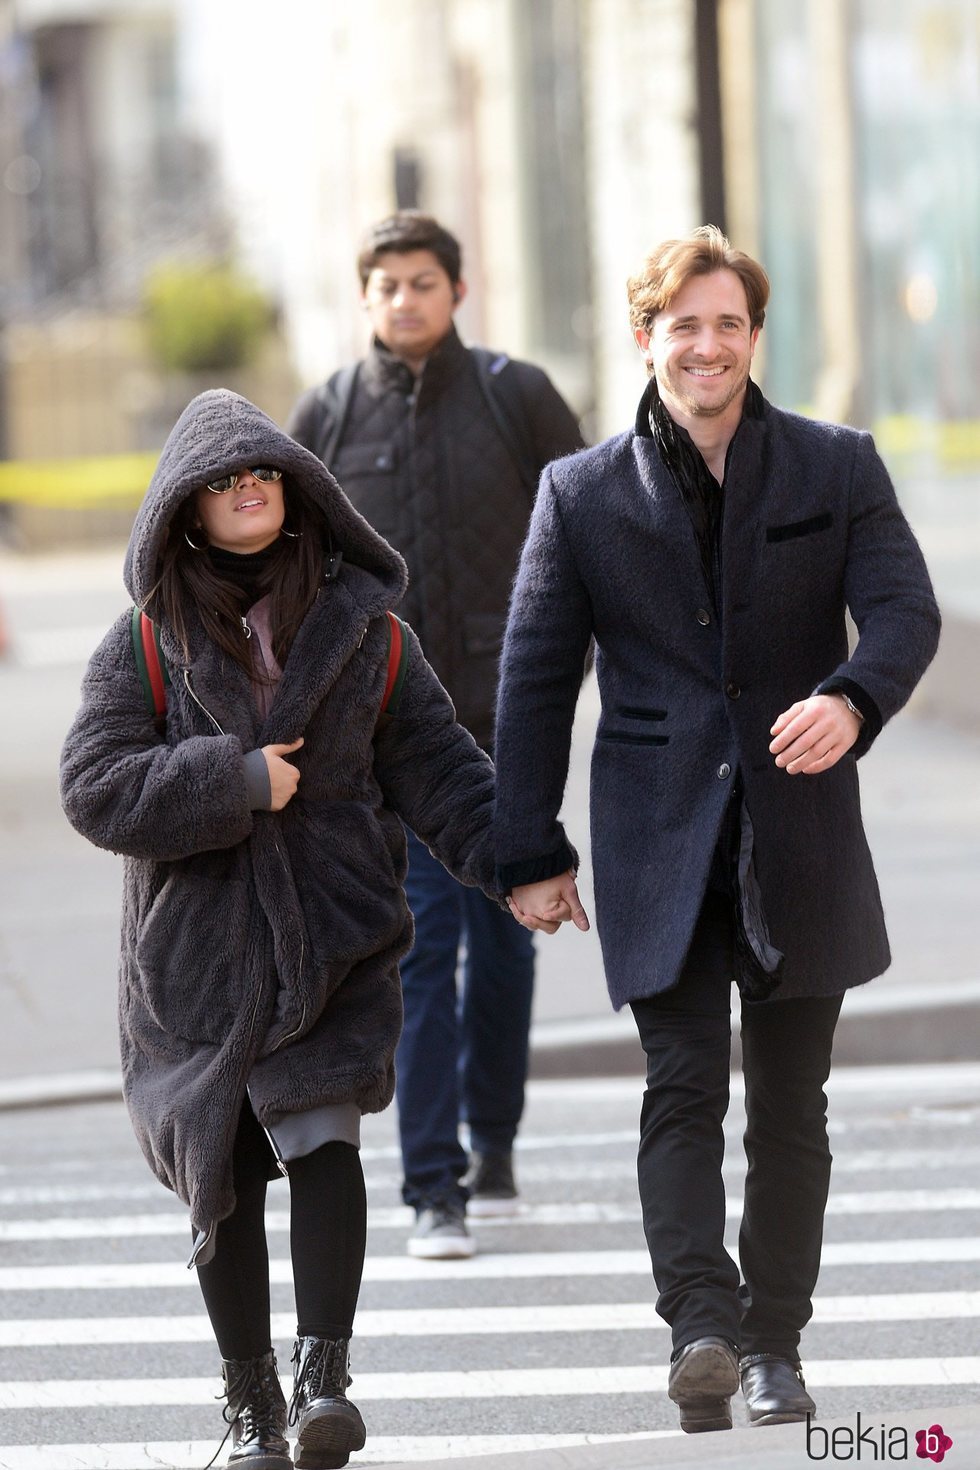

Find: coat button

[696,607,711,626]
[726,682,741,699]
[718,762,731,779]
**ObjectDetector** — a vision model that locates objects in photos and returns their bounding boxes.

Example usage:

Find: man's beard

[669,362,749,418]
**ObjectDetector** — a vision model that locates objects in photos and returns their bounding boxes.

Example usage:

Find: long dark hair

[145,480,327,674]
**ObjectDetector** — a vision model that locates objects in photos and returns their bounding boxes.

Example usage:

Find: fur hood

[124,387,408,610]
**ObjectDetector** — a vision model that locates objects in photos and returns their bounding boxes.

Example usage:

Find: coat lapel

[631,437,710,597]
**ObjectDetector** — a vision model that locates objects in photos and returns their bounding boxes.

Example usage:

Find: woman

[60,389,500,1470]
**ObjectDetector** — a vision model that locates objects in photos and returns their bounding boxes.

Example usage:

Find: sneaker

[464,1150,519,1217]
[407,1199,476,1259]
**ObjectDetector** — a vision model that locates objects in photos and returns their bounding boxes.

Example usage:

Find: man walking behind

[288,211,582,1259]
[494,227,939,1430]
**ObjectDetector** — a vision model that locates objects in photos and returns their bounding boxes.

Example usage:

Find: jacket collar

[362,323,469,399]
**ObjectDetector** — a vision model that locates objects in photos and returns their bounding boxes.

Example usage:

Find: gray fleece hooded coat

[61,389,499,1260]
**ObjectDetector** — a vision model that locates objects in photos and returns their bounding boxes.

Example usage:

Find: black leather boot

[214,1349,291,1469]
[740,1352,816,1425]
[289,1335,366,1470]
[667,1335,740,1432]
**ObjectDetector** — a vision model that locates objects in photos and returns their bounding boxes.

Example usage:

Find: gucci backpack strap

[130,606,170,732]
[379,611,409,718]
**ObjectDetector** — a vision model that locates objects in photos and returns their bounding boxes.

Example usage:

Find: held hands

[262,737,304,810]
[770,695,861,775]
[508,870,591,936]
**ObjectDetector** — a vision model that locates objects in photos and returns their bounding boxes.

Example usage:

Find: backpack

[130,606,409,734]
[313,348,540,496]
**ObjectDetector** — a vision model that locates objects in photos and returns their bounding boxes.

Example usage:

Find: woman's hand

[508,870,591,935]
[262,737,304,810]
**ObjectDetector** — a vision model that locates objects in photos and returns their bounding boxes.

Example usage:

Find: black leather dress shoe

[667,1336,740,1433]
[740,1353,816,1425]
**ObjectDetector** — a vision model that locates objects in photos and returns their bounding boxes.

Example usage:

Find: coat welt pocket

[615,705,667,720]
[598,731,669,746]
[766,512,833,543]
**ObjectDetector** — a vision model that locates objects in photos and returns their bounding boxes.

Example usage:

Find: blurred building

[252,0,975,627]
[1,0,976,648]
[0,0,231,475]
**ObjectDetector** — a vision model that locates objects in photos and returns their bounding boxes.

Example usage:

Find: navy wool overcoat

[494,389,941,1007]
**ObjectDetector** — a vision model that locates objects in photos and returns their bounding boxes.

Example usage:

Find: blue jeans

[396,828,535,1210]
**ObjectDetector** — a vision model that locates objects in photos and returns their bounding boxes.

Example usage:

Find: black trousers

[195,1100,367,1362]
[630,891,843,1359]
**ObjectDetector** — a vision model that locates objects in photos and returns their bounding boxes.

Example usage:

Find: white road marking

[3,1358,979,1410]
[5,1186,979,1242]
[2,1141,977,1209]
[2,1292,978,1347]
[2,1238,979,1293]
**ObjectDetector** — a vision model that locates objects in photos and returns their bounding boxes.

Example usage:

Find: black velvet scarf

[644,376,764,613]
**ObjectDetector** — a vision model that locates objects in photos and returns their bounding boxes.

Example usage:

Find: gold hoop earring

[184,527,209,551]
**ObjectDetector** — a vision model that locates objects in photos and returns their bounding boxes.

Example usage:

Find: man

[493,227,940,1431]
[288,211,582,1259]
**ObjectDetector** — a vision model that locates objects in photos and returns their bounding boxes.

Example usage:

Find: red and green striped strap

[380,611,409,716]
[131,606,408,729]
[131,606,170,728]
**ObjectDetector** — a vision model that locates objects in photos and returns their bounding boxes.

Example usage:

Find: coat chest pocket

[333,441,399,477]
[766,511,833,544]
[331,441,400,541]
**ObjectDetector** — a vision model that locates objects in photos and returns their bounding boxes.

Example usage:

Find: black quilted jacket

[288,327,583,748]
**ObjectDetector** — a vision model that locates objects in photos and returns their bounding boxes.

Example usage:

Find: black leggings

[196,1100,367,1361]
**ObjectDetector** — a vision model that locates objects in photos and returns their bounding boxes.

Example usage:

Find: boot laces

[204,1355,284,1469]
[288,1336,352,1426]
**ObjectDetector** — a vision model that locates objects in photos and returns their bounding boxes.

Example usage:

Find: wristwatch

[837,691,864,722]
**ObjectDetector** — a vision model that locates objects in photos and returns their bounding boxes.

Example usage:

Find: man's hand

[262,737,304,809]
[508,870,591,935]
[769,695,861,775]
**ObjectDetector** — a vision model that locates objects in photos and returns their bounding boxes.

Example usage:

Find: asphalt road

[1,1063,979,1467]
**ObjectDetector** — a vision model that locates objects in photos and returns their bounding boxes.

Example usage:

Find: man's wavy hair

[627,225,770,338]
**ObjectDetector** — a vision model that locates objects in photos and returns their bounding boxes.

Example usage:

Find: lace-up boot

[289,1335,366,1469]
[213,1349,291,1469]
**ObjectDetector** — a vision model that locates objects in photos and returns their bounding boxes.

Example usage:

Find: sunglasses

[205,466,283,494]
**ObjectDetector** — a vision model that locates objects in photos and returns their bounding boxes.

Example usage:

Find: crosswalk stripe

[2,1291,978,1347]
[3,1237,979,1293]
[3,1358,980,1410]
[2,1143,978,1211]
[6,1186,979,1242]
[0,1433,681,1470]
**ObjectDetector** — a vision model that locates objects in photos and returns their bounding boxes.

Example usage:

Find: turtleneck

[207,541,279,607]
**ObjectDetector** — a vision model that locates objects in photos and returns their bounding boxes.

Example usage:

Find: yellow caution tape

[0,451,159,508]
